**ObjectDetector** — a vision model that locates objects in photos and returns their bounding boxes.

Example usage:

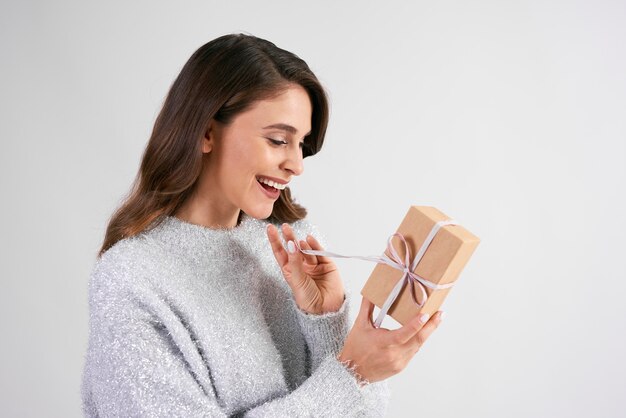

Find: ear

[202,121,216,154]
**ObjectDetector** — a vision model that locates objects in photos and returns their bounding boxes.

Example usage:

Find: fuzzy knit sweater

[81,213,390,417]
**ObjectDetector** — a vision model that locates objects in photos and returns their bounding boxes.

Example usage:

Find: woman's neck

[173,195,242,230]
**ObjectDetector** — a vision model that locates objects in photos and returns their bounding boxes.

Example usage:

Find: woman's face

[200,84,312,223]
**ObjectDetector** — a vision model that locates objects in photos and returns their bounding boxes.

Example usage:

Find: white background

[1,1,625,416]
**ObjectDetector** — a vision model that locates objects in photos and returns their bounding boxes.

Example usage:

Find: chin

[243,205,274,221]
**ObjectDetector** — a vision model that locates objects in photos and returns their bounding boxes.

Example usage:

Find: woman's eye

[267,138,288,146]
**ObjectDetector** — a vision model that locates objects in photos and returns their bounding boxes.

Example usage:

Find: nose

[281,145,304,176]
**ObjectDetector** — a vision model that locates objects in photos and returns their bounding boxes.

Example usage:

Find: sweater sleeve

[85,305,388,417]
[83,260,390,418]
[291,291,350,371]
[288,291,391,418]
[243,355,391,417]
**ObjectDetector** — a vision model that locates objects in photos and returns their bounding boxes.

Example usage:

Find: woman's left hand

[267,223,345,315]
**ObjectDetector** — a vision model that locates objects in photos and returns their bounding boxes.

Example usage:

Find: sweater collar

[147,212,271,263]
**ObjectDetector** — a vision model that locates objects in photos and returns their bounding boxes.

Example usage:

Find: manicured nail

[439,311,446,321]
[419,313,430,324]
[287,240,296,254]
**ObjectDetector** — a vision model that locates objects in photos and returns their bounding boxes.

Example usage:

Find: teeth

[258,177,287,190]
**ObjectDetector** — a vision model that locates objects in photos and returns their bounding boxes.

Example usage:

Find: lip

[257,175,289,185]
[257,178,281,200]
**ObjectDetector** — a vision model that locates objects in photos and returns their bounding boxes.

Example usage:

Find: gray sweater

[81,213,390,417]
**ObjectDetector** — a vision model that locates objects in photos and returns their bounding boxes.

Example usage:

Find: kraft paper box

[360,206,480,326]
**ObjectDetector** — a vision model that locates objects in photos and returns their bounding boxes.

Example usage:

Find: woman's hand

[338,296,445,385]
[266,223,345,315]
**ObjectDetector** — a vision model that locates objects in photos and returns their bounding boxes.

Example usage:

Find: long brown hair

[98,34,329,257]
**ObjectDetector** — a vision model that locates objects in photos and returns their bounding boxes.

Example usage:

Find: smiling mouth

[256,176,287,191]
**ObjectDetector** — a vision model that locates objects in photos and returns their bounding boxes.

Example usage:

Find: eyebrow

[262,123,312,137]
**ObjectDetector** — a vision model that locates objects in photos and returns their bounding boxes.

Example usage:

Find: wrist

[336,353,369,388]
[297,293,346,315]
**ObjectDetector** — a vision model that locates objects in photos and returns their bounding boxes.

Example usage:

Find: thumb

[357,296,375,328]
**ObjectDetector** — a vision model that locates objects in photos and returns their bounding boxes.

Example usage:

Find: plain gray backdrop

[2,1,625,417]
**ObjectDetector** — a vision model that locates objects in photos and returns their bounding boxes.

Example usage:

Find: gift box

[360,206,480,326]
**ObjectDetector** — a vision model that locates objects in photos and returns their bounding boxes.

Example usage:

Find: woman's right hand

[337,296,445,385]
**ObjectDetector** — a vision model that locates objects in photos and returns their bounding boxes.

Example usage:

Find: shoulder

[97,234,156,272]
[89,233,165,298]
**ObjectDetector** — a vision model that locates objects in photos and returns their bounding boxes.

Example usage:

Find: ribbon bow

[291,219,457,328]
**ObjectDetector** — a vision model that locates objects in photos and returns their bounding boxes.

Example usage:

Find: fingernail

[439,311,446,321]
[287,240,296,254]
[419,313,430,324]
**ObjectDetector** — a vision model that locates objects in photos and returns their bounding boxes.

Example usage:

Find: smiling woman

[96,34,328,255]
[81,34,394,417]
[173,85,313,228]
[81,31,446,418]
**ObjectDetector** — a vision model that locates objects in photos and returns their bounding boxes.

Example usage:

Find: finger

[298,239,318,266]
[387,311,431,345]
[281,224,302,253]
[285,239,307,287]
[266,224,288,266]
[281,224,306,283]
[406,311,444,349]
[281,224,308,264]
[305,234,334,265]
[281,223,299,244]
[356,296,376,328]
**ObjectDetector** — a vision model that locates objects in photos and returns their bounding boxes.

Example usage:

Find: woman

[81,33,444,417]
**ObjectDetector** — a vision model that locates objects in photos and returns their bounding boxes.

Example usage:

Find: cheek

[222,152,261,187]
[218,137,272,185]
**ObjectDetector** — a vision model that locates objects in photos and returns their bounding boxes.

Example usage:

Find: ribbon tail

[373,273,408,328]
[408,276,427,308]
